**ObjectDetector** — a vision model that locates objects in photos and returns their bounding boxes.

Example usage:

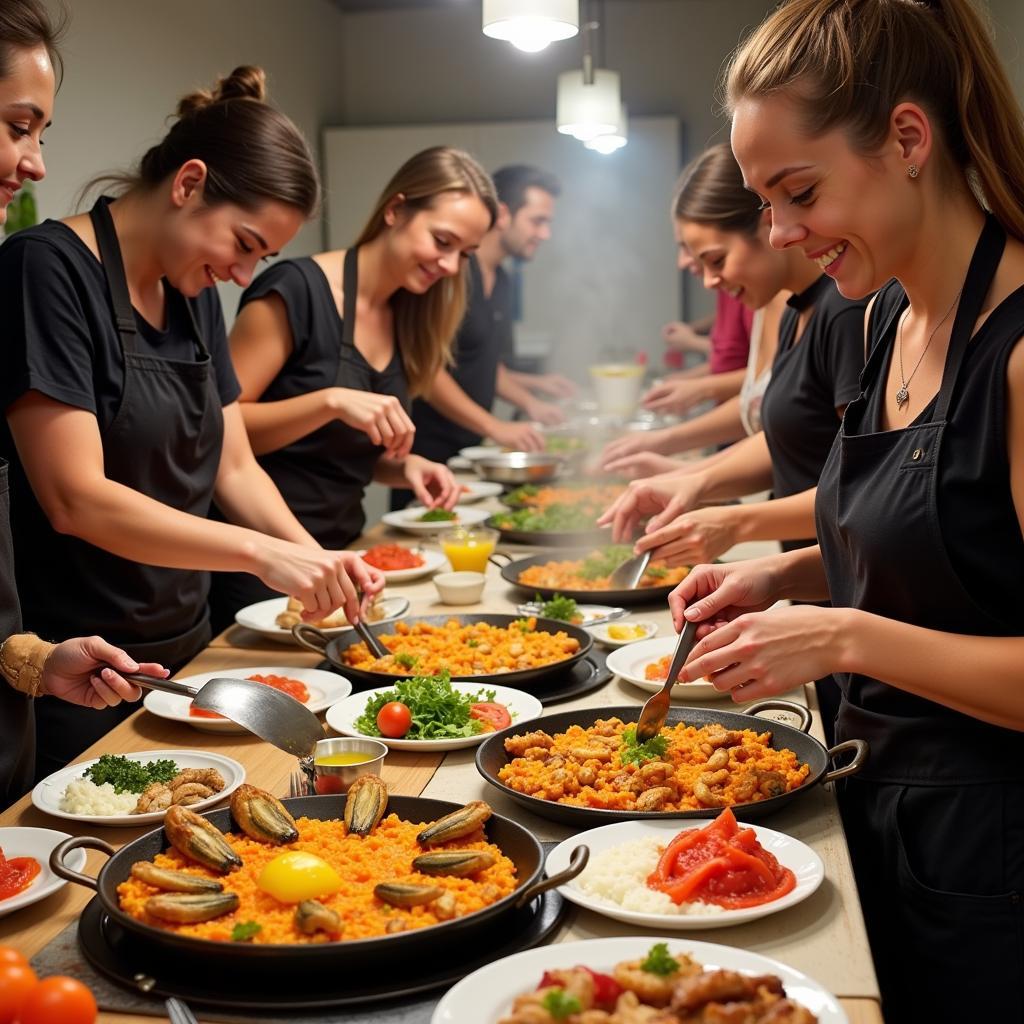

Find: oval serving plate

[381,506,490,535]
[325,681,543,752]
[545,817,824,930]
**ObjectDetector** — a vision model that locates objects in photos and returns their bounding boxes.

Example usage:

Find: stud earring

[907,164,920,179]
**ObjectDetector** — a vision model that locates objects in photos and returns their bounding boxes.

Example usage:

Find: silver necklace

[895,287,963,410]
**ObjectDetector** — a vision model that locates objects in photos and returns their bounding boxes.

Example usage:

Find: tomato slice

[469,702,511,731]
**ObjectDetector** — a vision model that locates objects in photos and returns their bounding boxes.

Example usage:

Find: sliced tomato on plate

[469,702,511,731]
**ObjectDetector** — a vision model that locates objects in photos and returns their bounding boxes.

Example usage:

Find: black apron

[816,216,1024,1022]
[32,197,223,780]
[208,248,407,627]
[0,459,33,808]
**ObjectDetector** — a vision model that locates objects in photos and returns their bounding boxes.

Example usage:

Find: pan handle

[822,739,869,783]
[514,844,589,910]
[488,551,513,568]
[50,836,115,892]
[291,623,329,654]
[743,699,812,734]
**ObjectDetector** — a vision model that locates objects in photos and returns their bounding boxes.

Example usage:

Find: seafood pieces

[344,774,389,837]
[133,767,226,814]
[230,784,299,845]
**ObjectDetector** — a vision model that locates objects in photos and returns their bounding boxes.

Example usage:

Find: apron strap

[342,246,358,351]
[934,214,1005,421]
[89,197,138,355]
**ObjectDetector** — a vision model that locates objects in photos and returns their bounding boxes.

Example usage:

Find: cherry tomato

[469,702,511,731]
[18,975,97,1024]
[0,962,38,1024]
[0,949,27,970]
[376,701,412,738]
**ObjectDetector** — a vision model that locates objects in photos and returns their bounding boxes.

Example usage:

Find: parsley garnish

[418,508,457,522]
[394,652,419,670]
[84,754,178,794]
[541,988,582,1019]
[640,942,679,976]
[644,564,668,580]
[231,921,262,942]
[619,725,669,766]
[536,593,579,624]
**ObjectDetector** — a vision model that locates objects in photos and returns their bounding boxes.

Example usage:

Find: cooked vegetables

[492,504,602,534]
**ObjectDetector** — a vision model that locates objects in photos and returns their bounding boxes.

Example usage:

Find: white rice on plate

[58,779,138,816]
[572,836,724,916]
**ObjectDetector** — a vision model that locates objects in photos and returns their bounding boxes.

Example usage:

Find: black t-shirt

[410,254,515,461]
[0,220,240,426]
[761,274,867,501]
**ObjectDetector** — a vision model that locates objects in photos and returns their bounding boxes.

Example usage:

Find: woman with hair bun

[209,146,496,626]
[0,64,383,779]
[669,1,1024,1018]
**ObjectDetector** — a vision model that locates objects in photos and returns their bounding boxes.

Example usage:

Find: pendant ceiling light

[585,103,627,154]
[556,67,620,140]
[482,0,579,53]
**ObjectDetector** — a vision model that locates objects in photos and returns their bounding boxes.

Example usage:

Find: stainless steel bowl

[300,737,387,795]
[472,451,565,484]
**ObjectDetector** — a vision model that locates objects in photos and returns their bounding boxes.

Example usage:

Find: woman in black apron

[0,66,383,781]
[208,147,497,629]
[669,1,1024,1019]
[0,0,169,806]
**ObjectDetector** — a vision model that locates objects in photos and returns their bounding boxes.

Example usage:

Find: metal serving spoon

[633,618,700,744]
[120,672,324,758]
[608,549,652,590]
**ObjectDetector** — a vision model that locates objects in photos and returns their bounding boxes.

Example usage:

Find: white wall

[37,0,347,315]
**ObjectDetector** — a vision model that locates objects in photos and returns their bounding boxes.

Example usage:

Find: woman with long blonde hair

[209,146,497,628]
[669,1,1024,1019]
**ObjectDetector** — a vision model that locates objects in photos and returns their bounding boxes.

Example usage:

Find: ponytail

[726,0,1024,241]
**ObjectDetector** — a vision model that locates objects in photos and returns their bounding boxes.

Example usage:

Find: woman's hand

[403,454,459,510]
[490,420,545,452]
[600,428,672,468]
[331,388,415,460]
[635,505,741,565]
[598,475,704,544]
[661,321,710,355]
[528,373,577,399]
[642,378,710,416]
[680,605,847,702]
[522,396,566,426]
[603,451,682,481]
[668,556,783,636]
[41,637,166,709]
[254,543,386,624]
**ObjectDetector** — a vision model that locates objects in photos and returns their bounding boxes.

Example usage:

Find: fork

[288,769,309,798]
[165,997,200,1024]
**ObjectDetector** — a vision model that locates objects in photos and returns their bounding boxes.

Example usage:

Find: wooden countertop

[0,500,883,1023]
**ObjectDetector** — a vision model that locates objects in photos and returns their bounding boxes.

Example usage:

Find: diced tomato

[189,673,309,718]
[0,847,40,901]
[362,544,425,570]
[469,702,512,731]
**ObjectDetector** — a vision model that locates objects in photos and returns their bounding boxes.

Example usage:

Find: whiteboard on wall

[322,117,682,378]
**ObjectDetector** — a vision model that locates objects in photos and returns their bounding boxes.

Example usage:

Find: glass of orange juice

[440,525,498,573]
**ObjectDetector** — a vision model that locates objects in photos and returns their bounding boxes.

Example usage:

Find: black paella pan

[291,612,593,690]
[493,548,681,606]
[51,794,587,973]
[475,700,867,826]
[485,513,611,548]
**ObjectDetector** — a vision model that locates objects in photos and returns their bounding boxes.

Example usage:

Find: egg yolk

[257,851,342,903]
[608,624,645,640]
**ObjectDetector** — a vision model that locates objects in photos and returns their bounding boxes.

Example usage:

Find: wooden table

[0,501,883,1023]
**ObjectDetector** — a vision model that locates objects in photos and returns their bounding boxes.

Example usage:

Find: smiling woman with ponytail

[663,1,1024,1020]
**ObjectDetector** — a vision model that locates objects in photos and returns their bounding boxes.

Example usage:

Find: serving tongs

[633,618,700,743]
[119,671,324,758]
[351,615,391,660]
[608,549,652,590]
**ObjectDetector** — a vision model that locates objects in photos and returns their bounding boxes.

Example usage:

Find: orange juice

[442,535,496,572]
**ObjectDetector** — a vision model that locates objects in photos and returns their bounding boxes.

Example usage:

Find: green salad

[354,671,497,740]
[492,503,602,533]
[417,508,457,522]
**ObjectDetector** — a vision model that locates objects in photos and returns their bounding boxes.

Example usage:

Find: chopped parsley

[619,725,669,767]
[231,921,262,943]
[536,593,580,624]
[640,942,679,976]
[541,988,582,1019]
[418,507,457,522]
[393,652,419,670]
[84,754,178,795]
[513,618,533,633]
[644,564,668,580]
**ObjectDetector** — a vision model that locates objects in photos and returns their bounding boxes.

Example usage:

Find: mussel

[416,801,492,847]
[344,774,388,837]
[130,861,224,894]
[145,891,239,923]
[230,784,299,845]
[374,882,445,907]
[412,850,496,877]
[295,899,343,936]
[164,804,242,874]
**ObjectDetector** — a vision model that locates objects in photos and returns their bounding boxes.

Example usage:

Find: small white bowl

[433,571,486,605]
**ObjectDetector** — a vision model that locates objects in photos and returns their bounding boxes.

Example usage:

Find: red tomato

[469,702,511,731]
[0,949,27,970]
[0,962,37,1024]
[376,701,412,738]
[18,976,97,1024]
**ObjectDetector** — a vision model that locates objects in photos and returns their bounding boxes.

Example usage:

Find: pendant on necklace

[896,386,909,410]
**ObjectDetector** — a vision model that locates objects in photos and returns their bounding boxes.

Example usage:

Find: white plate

[325,682,543,751]
[31,750,245,828]
[447,455,473,472]
[457,445,502,462]
[516,603,626,628]
[0,827,87,918]
[353,547,448,582]
[588,620,659,647]
[144,667,353,733]
[454,480,504,503]
[381,506,490,535]
[234,594,411,644]
[432,936,847,1024]
[607,635,721,700]
[546,818,824,930]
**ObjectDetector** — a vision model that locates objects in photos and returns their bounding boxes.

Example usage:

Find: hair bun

[176,65,267,119]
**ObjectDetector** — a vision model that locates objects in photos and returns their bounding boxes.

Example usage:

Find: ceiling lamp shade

[482,0,579,53]
[585,104,628,154]
[556,68,621,141]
